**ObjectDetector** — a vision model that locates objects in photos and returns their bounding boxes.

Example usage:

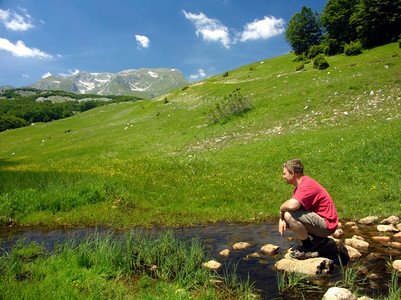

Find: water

[1,223,400,299]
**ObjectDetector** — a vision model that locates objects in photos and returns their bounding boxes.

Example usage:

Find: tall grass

[0,231,255,299]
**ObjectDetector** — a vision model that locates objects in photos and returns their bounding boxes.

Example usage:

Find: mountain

[29,68,190,98]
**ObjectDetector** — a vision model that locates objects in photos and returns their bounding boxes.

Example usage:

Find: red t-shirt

[292,176,338,231]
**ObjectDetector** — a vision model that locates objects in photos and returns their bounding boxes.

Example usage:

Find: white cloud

[59,69,80,77]
[135,34,150,48]
[0,37,52,59]
[42,72,52,79]
[0,8,33,31]
[183,10,230,49]
[240,16,285,42]
[190,68,206,80]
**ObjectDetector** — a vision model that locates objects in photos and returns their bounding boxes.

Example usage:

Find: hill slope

[0,43,400,227]
[29,68,190,98]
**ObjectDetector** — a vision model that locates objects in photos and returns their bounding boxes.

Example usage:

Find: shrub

[296,62,304,71]
[208,88,253,123]
[307,44,323,59]
[322,39,344,56]
[222,71,229,77]
[313,54,329,70]
[344,41,363,56]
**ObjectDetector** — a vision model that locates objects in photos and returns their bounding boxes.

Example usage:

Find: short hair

[282,159,304,175]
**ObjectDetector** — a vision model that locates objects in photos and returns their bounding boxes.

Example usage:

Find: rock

[351,225,359,231]
[393,260,401,272]
[260,244,280,254]
[381,215,399,225]
[332,228,344,238]
[357,296,374,300]
[397,224,401,231]
[219,249,230,257]
[275,255,333,276]
[344,238,370,250]
[352,235,365,241]
[202,260,222,270]
[345,221,356,226]
[359,216,379,225]
[322,287,357,300]
[371,236,390,242]
[244,252,262,260]
[394,232,401,240]
[389,242,401,249]
[377,224,399,232]
[345,245,362,260]
[232,242,251,250]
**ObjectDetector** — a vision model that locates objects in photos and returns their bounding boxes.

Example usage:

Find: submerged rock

[322,287,356,300]
[371,236,390,242]
[344,238,370,250]
[344,245,362,260]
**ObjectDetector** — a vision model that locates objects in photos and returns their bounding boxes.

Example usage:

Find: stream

[1,222,399,299]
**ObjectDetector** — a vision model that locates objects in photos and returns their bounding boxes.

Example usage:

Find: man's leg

[283,211,313,250]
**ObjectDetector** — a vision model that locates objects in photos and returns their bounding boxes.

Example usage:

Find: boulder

[344,238,370,250]
[371,236,390,242]
[219,249,230,257]
[232,242,251,250]
[332,228,344,238]
[202,260,222,270]
[377,224,399,232]
[381,215,399,225]
[322,287,357,300]
[359,216,379,225]
[260,244,280,254]
[393,260,401,272]
[344,245,362,260]
[275,254,333,276]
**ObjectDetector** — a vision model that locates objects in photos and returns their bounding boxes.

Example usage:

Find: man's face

[282,167,295,185]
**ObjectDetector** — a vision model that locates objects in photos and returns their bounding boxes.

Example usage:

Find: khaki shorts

[287,210,333,238]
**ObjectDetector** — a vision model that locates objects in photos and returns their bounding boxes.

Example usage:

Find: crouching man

[279,159,339,259]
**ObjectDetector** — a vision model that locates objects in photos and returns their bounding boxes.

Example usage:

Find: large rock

[322,287,357,300]
[344,245,362,260]
[377,224,399,232]
[359,216,378,225]
[260,244,280,254]
[344,238,369,250]
[232,242,251,250]
[381,215,399,225]
[275,254,333,276]
[202,260,222,270]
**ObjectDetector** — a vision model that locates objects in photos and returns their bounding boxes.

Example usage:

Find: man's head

[282,159,304,186]
[282,159,304,175]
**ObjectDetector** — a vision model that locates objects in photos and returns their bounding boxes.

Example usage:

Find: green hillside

[0,43,400,227]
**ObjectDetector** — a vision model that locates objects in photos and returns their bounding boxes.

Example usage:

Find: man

[279,159,338,258]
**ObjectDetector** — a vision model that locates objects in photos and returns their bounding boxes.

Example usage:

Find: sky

[0,0,326,87]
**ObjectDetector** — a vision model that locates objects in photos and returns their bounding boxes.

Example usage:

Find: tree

[285,6,323,55]
[321,0,359,46]
[351,0,401,48]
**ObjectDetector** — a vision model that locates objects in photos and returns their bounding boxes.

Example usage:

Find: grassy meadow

[0,43,400,227]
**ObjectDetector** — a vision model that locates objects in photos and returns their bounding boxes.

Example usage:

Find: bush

[344,41,363,56]
[0,114,29,131]
[322,39,344,56]
[313,54,329,70]
[296,62,304,71]
[307,44,323,59]
[208,88,253,123]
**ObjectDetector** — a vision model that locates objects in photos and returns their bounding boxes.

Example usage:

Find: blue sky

[0,0,326,87]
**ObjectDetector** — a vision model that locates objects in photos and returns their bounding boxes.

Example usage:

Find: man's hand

[279,218,287,236]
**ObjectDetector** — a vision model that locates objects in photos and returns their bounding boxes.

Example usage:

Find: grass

[0,231,256,299]
[0,43,400,227]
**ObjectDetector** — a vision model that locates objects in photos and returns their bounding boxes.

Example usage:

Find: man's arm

[280,198,301,220]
